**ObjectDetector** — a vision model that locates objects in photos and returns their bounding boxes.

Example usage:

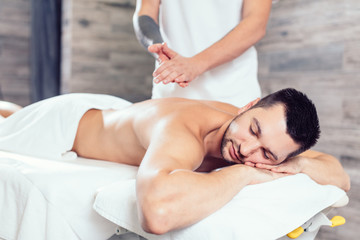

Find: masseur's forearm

[133,15,163,49]
[299,151,350,191]
[192,0,272,75]
[137,164,254,234]
[133,0,163,51]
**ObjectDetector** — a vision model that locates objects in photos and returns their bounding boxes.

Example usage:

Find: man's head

[221,88,320,165]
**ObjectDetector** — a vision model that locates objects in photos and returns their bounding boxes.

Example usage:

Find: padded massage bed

[0,150,348,240]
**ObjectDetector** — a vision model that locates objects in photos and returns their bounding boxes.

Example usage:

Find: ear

[237,98,260,114]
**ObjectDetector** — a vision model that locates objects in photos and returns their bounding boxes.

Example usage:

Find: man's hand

[247,165,289,185]
[149,43,205,88]
[254,150,350,192]
[254,156,303,175]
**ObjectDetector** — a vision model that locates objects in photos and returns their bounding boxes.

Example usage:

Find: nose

[240,138,260,158]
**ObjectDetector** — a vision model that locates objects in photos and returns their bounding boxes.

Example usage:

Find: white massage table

[0,150,348,240]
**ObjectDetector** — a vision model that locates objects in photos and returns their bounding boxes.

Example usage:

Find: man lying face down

[0,88,350,234]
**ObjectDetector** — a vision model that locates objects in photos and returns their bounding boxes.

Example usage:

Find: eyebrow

[253,117,278,161]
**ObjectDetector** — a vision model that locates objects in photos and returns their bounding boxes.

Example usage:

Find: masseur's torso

[152,0,260,106]
[72,98,238,170]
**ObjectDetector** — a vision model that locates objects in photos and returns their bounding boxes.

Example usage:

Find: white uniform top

[153,0,260,107]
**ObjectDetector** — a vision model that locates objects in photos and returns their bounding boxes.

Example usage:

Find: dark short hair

[252,88,320,159]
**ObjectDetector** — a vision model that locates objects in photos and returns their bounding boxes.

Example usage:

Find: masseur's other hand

[148,43,170,63]
[255,156,304,175]
[152,43,204,88]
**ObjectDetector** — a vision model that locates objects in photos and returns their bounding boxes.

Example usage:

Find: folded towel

[0,93,131,160]
[94,174,346,240]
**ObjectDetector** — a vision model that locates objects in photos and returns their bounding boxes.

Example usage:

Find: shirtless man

[0,88,350,234]
[67,88,349,234]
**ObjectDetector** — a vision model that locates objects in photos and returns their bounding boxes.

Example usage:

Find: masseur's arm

[133,0,168,61]
[136,124,285,234]
[256,149,351,191]
[150,0,273,87]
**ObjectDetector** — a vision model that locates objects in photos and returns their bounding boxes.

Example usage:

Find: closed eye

[250,125,258,137]
[262,148,270,159]
[250,126,255,135]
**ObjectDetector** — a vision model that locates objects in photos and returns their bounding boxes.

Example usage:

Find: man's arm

[136,125,285,234]
[256,150,351,191]
[151,0,273,86]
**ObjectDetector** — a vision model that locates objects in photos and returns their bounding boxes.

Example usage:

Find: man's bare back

[72,98,238,168]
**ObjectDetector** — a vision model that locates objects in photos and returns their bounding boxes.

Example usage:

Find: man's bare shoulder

[133,98,233,170]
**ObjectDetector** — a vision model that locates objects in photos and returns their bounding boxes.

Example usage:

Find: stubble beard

[220,125,233,164]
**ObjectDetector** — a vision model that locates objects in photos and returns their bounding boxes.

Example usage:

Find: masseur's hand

[148,43,170,63]
[149,43,205,88]
[255,156,304,175]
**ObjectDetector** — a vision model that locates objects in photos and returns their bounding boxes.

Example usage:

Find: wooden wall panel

[0,0,31,106]
[61,0,153,102]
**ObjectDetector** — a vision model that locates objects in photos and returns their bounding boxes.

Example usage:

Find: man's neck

[203,119,231,158]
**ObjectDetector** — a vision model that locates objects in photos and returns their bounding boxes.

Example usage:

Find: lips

[229,144,239,162]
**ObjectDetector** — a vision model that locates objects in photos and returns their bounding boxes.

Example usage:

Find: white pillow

[93,174,345,240]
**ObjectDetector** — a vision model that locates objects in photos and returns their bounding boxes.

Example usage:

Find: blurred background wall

[0,0,358,239]
[0,0,31,106]
[62,0,153,102]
